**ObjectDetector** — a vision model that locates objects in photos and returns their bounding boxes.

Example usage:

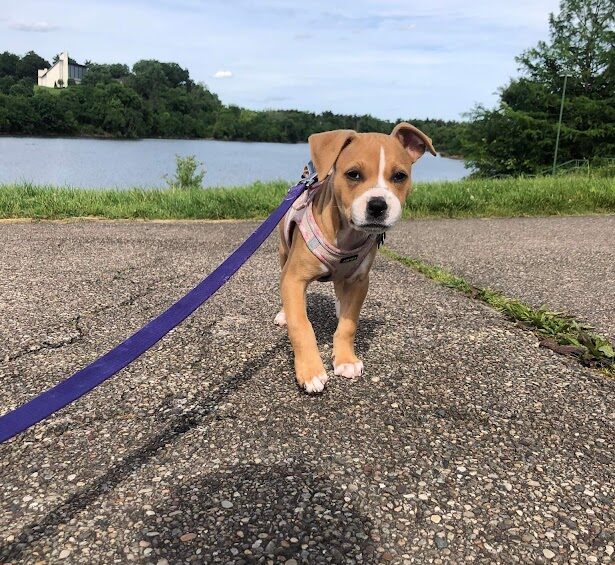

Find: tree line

[0,51,466,156]
[0,0,612,176]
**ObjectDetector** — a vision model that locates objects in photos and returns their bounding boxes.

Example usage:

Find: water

[0,136,467,188]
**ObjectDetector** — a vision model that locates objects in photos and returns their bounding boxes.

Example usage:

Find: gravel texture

[387,215,615,341]
[0,220,613,564]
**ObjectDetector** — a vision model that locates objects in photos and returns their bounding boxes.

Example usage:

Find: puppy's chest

[283,193,377,282]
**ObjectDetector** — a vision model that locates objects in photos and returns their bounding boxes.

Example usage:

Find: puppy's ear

[308,130,357,180]
[391,122,437,162]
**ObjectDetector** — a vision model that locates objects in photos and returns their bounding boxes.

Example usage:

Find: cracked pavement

[0,220,613,564]
[387,215,615,341]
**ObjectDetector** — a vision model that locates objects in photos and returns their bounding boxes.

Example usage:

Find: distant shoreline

[0,133,463,158]
[0,132,305,144]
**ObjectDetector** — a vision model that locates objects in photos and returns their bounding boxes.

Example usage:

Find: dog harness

[283,182,379,281]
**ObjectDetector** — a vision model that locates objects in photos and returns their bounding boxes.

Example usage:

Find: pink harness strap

[283,184,378,281]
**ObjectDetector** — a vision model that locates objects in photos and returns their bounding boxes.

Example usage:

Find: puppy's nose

[366,197,388,219]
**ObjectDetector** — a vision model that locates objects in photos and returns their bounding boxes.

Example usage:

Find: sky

[2,0,561,121]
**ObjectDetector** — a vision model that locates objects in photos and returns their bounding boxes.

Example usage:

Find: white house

[38,52,87,88]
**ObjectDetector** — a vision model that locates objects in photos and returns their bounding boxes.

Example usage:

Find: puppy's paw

[334,360,364,379]
[302,372,329,394]
[274,310,287,327]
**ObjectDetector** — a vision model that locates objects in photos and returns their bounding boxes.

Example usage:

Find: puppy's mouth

[350,220,391,234]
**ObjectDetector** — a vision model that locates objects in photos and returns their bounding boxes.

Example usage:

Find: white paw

[274,310,287,326]
[303,373,329,393]
[334,360,364,379]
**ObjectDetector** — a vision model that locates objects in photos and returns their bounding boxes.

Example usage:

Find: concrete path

[388,215,615,341]
[0,221,613,564]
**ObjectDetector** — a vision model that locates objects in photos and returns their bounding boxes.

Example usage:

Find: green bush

[164,154,206,190]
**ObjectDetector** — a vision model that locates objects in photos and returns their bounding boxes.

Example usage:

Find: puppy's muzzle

[351,188,402,233]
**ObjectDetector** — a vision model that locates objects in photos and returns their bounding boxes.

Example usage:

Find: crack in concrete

[5,315,85,363]
[4,286,156,363]
[3,266,200,364]
[381,247,615,377]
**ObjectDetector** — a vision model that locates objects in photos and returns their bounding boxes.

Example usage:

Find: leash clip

[300,160,319,188]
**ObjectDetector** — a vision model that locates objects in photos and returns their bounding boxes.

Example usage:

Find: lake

[0,137,467,189]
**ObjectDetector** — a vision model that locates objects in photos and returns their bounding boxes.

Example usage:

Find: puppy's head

[308,123,436,233]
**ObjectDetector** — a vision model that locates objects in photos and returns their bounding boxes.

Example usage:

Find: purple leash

[0,173,316,444]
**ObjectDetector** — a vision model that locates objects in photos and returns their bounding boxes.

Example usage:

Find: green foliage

[463,0,615,176]
[516,0,614,96]
[15,51,49,80]
[0,50,466,153]
[0,51,20,77]
[0,180,291,220]
[165,155,206,190]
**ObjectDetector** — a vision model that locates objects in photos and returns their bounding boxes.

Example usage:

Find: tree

[15,51,49,80]
[0,76,15,94]
[8,78,35,97]
[165,155,206,189]
[130,60,171,99]
[160,62,191,88]
[32,89,77,133]
[516,0,614,96]
[0,51,19,78]
[81,63,130,86]
[463,0,615,176]
[0,94,40,134]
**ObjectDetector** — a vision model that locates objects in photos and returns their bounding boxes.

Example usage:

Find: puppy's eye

[392,171,408,183]
[345,170,362,181]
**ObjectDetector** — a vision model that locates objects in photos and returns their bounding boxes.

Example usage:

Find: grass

[381,247,615,377]
[0,181,291,220]
[33,85,64,96]
[0,173,613,221]
[406,174,615,218]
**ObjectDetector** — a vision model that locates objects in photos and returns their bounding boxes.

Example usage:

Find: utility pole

[552,73,571,175]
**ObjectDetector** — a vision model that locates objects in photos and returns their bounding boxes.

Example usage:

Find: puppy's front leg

[333,275,369,378]
[281,271,328,393]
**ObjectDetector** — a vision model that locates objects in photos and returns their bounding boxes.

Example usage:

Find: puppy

[277,123,436,393]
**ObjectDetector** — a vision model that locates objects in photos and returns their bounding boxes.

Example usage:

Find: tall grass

[0,174,613,220]
[0,181,291,220]
[406,174,615,218]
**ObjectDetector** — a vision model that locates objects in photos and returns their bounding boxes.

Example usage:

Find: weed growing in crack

[381,247,615,376]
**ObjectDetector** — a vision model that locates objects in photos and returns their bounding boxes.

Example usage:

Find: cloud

[213,70,233,79]
[9,21,58,32]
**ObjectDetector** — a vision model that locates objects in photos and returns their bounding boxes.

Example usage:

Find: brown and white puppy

[277,123,436,393]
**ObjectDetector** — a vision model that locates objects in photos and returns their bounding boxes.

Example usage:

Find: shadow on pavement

[308,291,384,357]
[141,462,375,563]
[1,292,384,563]
[0,334,288,562]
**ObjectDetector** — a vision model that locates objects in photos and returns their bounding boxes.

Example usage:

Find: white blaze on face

[377,145,387,187]
[351,145,402,230]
